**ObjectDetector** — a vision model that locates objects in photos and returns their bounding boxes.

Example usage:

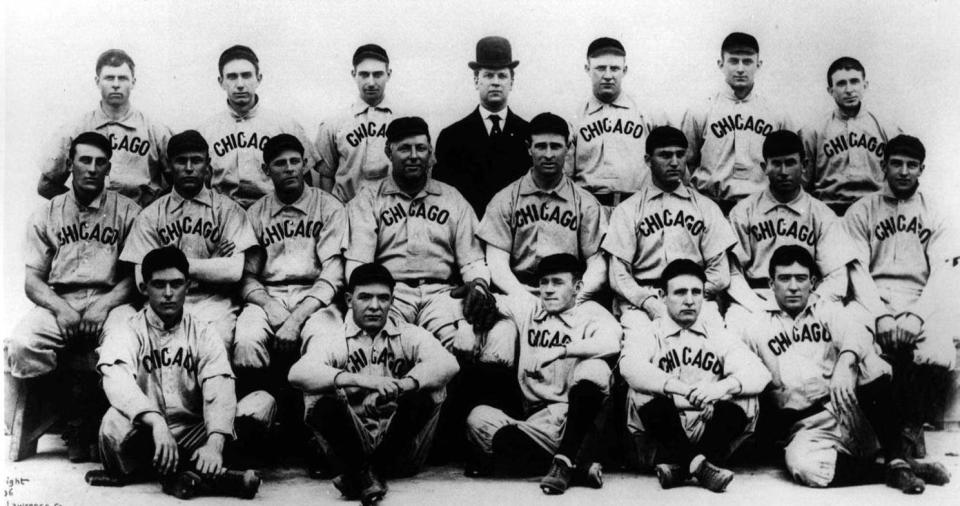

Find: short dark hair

[96,49,135,76]
[142,246,189,281]
[69,132,113,161]
[659,259,706,290]
[219,45,259,75]
[827,57,865,87]
[768,245,818,279]
[347,263,396,292]
[762,130,804,160]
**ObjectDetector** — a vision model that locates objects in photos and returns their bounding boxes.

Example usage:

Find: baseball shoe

[84,469,126,487]
[206,469,261,499]
[540,455,574,495]
[886,461,925,494]
[575,462,603,489]
[358,466,386,505]
[691,456,734,493]
[333,473,361,499]
[161,471,202,500]
[464,454,494,478]
[908,460,951,486]
[654,463,690,489]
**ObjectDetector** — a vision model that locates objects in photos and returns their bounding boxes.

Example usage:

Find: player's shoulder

[728,192,762,219]
[110,190,143,214]
[577,300,617,322]
[845,192,883,216]
[429,179,472,207]
[803,192,837,219]
[688,185,724,212]
[394,317,434,343]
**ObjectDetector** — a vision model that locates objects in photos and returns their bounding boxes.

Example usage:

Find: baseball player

[7,132,140,461]
[802,57,902,216]
[840,134,955,456]
[465,254,621,495]
[567,37,667,211]
[316,44,396,202]
[199,45,318,209]
[84,247,271,499]
[288,263,459,506]
[478,112,607,299]
[602,126,737,333]
[619,259,771,492]
[121,130,258,350]
[38,49,171,207]
[681,32,794,215]
[728,245,950,493]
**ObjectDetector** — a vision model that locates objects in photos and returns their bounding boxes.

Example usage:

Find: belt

[50,283,110,294]
[747,277,770,289]
[635,279,659,288]
[398,278,450,287]
[595,191,634,207]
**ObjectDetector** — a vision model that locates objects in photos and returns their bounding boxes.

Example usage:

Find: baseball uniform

[39,107,172,206]
[200,99,318,208]
[802,106,901,212]
[7,189,140,378]
[478,172,606,285]
[315,99,394,202]
[120,187,257,348]
[681,89,794,209]
[344,177,489,348]
[567,93,667,203]
[234,186,348,369]
[466,292,621,455]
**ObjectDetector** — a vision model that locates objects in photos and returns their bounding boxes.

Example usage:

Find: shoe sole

[702,473,734,493]
[655,467,681,490]
[540,483,567,495]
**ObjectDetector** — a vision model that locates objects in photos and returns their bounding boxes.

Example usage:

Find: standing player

[38,49,171,207]
[289,264,459,506]
[200,45,318,208]
[7,132,140,461]
[316,44,396,202]
[681,32,794,215]
[121,130,257,350]
[803,57,901,216]
[841,135,955,456]
[620,259,770,492]
[465,254,621,495]
[434,36,532,217]
[568,37,667,211]
[478,112,606,299]
[602,126,737,332]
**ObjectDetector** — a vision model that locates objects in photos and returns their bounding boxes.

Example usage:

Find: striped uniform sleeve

[618,322,669,395]
[309,198,348,306]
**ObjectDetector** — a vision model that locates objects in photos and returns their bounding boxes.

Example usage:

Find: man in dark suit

[434,36,532,218]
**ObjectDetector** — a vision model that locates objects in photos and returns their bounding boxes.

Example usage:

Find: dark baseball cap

[587,37,625,58]
[263,134,304,164]
[721,32,759,53]
[762,130,803,159]
[386,116,430,143]
[529,112,569,139]
[353,44,389,66]
[219,45,259,73]
[167,130,209,159]
[71,132,113,160]
[645,126,688,155]
[347,263,396,291]
[535,254,585,279]
[885,135,925,162]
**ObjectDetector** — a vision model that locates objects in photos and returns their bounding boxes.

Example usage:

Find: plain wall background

[3,0,960,337]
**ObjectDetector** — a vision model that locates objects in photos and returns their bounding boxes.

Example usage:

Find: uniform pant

[390,282,465,349]
[635,396,748,467]
[185,292,239,352]
[5,289,135,378]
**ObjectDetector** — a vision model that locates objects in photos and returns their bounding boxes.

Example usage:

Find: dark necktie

[489,115,502,136]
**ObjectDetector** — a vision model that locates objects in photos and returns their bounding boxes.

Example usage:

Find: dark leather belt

[747,277,770,289]
[398,278,450,287]
[595,191,634,207]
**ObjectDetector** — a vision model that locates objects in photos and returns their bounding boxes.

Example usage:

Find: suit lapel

[468,106,488,142]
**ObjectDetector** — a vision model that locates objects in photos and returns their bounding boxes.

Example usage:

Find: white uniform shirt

[315,99,395,202]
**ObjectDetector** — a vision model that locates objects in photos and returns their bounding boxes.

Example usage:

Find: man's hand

[55,306,84,343]
[356,375,402,400]
[191,434,226,477]
[78,302,111,343]
[216,240,236,258]
[142,413,179,475]
[895,313,923,349]
[641,297,666,321]
[450,280,500,333]
[829,353,861,428]
[875,314,897,351]
[262,299,291,330]
[523,347,564,380]
[360,391,398,418]
[451,324,480,363]
[272,320,301,355]
[686,382,727,409]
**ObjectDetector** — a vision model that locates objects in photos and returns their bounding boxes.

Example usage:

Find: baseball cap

[167,130,209,159]
[885,135,925,162]
[762,130,804,159]
[386,117,430,143]
[353,44,389,66]
[219,45,259,73]
[587,37,625,58]
[71,132,113,160]
[721,32,759,53]
[347,263,396,291]
[535,254,585,280]
[645,126,688,154]
[528,112,569,139]
[263,134,304,164]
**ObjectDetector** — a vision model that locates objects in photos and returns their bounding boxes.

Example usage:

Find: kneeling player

[728,245,950,494]
[620,259,770,493]
[288,264,459,506]
[465,254,621,495]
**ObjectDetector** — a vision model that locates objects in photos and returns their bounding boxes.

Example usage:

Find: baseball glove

[450,279,500,333]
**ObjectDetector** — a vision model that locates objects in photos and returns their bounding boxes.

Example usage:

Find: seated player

[728,245,950,493]
[288,263,459,506]
[619,259,770,493]
[85,247,272,499]
[6,132,139,461]
[465,254,621,495]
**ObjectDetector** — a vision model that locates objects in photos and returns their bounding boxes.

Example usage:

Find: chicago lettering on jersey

[213,132,270,157]
[873,214,931,243]
[766,322,833,356]
[141,346,198,374]
[157,217,224,245]
[260,219,324,247]
[380,202,450,227]
[657,346,724,375]
[370,348,412,378]
[346,121,388,148]
[749,218,818,246]
[108,133,151,156]
[709,114,774,138]
[513,202,578,230]
[822,132,885,158]
[527,328,573,348]
[56,222,121,246]
[638,209,705,237]
[347,347,368,373]
[579,117,646,142]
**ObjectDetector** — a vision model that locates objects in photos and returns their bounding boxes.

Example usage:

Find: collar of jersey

[381,177,442,198]
[270,186,312,216]
[344,313,401,340]
[66,188,107,210]
[649,182,691,200]
[170,187,214,210]
[832,104,871,121]
[586,92,631,115]
[352,97,393,116]
[145,305,183,332]
[765,294,819,318]
[758,189,807,215]
[720,87,756,103]
[518,172,571,200]
[228,96,261,120]
[93,103,137,129]
[880,182,924,201]
[660,315,708,339]
[532,300,577,325]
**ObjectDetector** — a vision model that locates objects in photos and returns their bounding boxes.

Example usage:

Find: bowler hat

[468,36,519,70]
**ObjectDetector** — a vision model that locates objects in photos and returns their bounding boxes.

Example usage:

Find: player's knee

[784,440,836,488]
[572,359,612,392]
[99,407,134,451]
[237,390,278,428]
[466,405,503,429]
[479,319,517,366]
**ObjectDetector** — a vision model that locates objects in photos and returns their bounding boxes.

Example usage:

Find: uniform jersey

[315,99,394,202]
[841,185,949,312]
[199,99,318,208]
[681,89,793,202]
[802,107,901,207]
[497,292,621,406]
[39,107,171,205]
[728,189,850,281]
[26,189,140,286]
[345,177,486,282]
[729,298,888,411]
[97,306,235,436]
[601,183,737,281]
[478,173,606,281]
[566,93,666,195]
